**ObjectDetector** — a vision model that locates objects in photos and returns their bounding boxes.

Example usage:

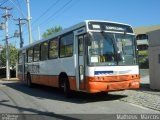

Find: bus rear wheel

[27,74,32,88]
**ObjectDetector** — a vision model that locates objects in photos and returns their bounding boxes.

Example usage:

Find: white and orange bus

[18,20,140,97]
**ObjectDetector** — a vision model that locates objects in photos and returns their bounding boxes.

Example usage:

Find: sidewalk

[0,77,19,81]
[114,74,160,111]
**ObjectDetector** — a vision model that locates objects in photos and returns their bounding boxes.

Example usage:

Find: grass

[138,50,149,69]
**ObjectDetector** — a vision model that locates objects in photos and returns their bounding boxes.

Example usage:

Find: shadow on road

[0,100,80,120]
[2,81,127,104]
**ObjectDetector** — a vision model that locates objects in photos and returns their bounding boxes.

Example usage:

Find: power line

[32,0,60,25]
[16,0,23,15]
[41,0,79,28]
[0,0,8,6]
[23,0,77,42]
[0,6,12,79]
[39,0,73,27]
[8,0,26,18]
[22,0,73,38]
[16,0,22,9]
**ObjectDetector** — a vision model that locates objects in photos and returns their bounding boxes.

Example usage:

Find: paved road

[0,80,159,120]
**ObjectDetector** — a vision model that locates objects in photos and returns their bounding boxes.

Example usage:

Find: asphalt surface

[0,69,159,120]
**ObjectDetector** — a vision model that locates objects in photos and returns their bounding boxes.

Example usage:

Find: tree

[42,26,62,38]
[0,44,18,69]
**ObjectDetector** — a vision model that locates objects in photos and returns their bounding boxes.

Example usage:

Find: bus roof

[19,20,133,51]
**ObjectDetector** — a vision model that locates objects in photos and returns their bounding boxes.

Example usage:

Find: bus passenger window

[18,51,23,64]
[49,39,58,59]
[27,48,33,63]
[40,42,48,60]
[33,45,40,62]
[60,33,73,57]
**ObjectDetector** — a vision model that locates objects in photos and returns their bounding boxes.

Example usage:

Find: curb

[0,78,20,81]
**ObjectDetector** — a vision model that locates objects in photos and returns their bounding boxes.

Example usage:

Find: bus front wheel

[61,76,71,98]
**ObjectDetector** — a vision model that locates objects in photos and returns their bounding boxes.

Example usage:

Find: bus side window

[60,32,74,58]
[33,44,40,62]
[49,39,58,59]
[40,41,48,61]
[27,48,33,63]
[18,51,23,64]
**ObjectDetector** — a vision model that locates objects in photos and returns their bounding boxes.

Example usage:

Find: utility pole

[16,18,25,48]
[26,0,32,44]
[0,6,12,80]
[18,18,23,48]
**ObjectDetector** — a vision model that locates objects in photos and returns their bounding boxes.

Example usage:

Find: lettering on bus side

[27,64,40,74]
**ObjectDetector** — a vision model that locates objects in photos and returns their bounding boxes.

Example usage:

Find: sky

[0,0,160,48]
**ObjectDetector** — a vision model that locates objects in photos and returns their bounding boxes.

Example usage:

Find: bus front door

[77,35,86,90]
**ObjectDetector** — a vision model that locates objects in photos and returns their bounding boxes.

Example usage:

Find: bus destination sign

[105,26,125,31]
[88,21,133,33]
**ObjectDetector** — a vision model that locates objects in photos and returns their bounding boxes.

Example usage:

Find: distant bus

[18,20,140,97]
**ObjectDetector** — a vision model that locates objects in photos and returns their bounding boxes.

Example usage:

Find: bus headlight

[131,82,139,86]
[95,77,104,81]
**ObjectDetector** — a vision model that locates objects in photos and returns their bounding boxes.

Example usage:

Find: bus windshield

[87,32,137,66]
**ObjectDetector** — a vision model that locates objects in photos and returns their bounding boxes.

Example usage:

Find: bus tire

[61,76,72,98]
[27,74,32,88]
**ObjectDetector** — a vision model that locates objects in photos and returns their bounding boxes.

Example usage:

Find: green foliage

[138,50,149,69]
[138,50,148,56]
[42,26,62,38]
[0,44,18,68]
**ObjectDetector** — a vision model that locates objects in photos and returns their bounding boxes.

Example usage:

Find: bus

[18,20,140,97]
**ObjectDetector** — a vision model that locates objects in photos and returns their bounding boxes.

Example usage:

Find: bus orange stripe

[18,74,140,93]
[86,74,140,82]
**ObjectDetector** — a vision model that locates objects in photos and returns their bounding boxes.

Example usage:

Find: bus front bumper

[86,79,140,93]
